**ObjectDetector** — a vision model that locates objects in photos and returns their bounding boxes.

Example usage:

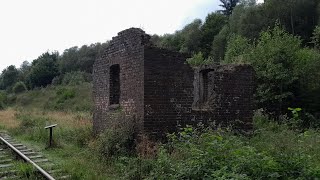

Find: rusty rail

[0,135,55,180]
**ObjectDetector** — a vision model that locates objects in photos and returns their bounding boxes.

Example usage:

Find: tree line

[153,0,320,121]
[1,0,320,121]
[0,42,108,93]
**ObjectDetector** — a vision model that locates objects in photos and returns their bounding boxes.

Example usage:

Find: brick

[92,28,255,137]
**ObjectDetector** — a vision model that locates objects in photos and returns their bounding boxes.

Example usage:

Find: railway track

[0,133,70,180]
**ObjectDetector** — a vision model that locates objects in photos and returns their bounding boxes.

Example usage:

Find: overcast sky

[0,0,263,72]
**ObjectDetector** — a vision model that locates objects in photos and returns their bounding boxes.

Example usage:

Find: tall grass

[6,109,117,179]
[99,112,320,179]
[3,105,320,179]
[14,83,92,112]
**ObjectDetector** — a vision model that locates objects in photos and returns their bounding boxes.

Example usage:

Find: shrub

[0,91,7,109]
[61,71,92,86]
[12,81,27,94]
[6,94,16,105]
[11,113,48,144]
[51,76,62,86]
[144,121,320,179]
[60,126,93,147]
[0,101,4,110]
[187,52,214,67]
[56,87,76,101]
[0,90,7,102]
[43,87,76,111]
[95,112,137,159]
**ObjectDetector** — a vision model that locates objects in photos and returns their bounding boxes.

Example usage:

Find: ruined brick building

[93,28,255,136]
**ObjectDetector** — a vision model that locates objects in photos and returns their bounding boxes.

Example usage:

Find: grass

[14,161,44,180]
[14,83,92,112]
[1,84,320,179]
[0,108,19,129]
[0,108,117,179]
[2,107,320,179]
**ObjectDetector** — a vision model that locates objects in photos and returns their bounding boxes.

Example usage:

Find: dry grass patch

[38,111,91,128]
[0,108,19,129]
[15,108,92,129]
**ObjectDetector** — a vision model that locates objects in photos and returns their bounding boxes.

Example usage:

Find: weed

[95,117,136,158]
[3,106,320,179]
[14,162,42,179]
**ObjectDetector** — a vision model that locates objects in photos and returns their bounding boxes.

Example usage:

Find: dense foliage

[0,0,319,119]
[1,1,320,179]
[88,110,318,179]
[0,42,108,92]
[12,81,27,94]
[224,25,320,118]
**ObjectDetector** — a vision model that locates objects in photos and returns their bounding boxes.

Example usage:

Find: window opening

[109,64,120,105]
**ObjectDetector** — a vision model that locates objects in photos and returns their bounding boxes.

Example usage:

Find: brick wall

[143,47,194,136]
[193,65,255,130]
[92,28,148,133]
[93,28,255,137]
[144,49,255,136]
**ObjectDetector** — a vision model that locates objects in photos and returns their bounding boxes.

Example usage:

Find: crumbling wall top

[195,64,254,73]
[100,28,151,58]
[112,28,151,45]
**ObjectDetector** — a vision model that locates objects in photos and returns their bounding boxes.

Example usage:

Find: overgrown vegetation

[0,0,319,119]
[13,83,92,112]
[186,52,214,67]
[2,108,320,179]
[14,162,42,179]
[224,25,320,118]
[13,81,27,94]
[1,0,320,179]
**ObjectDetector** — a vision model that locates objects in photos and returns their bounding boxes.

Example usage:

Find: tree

[0,65,20,91]
[179,19,203,53]
[12,81,27,94]
[211,25,230,62]
[150,19,203,54]
[58,46,79,74]
[263,0,318,43]
[218,0,240,16]
[58,42,109,74]
[311,26,320,49]
[27,52,59,88]
[229,4,269,40]
[293,48,320,114]
[224,34,251,63]
[200,13,227,57]
[224,25,303,115]
[19,60,31,82]
[219,0,319,46]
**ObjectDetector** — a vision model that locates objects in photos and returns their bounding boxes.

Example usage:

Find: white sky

[0,0,263,72]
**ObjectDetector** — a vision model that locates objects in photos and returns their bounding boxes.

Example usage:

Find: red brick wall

[143,48,255,136]
[93,28,255,137]
[93,28,147,133]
